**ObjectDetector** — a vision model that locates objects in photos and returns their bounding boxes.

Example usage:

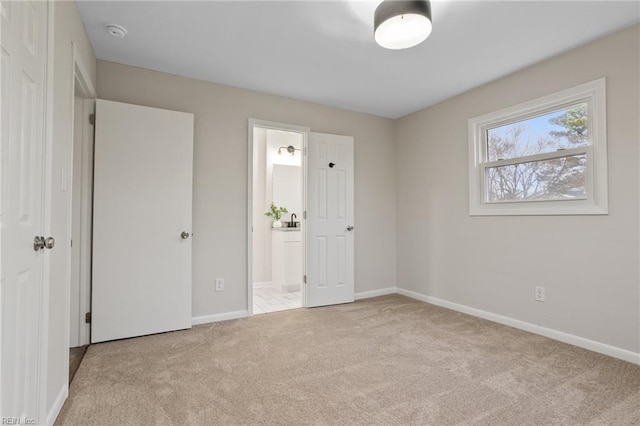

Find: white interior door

[306,132,354,307]
[92,99,193,343]
[1,0,49,420]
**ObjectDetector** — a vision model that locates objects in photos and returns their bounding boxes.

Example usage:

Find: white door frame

[247,119,309,315]
[37,2,55,422]
[66,42,96,351]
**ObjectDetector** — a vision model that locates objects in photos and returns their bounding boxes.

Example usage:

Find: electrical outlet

[535,286,545,302]
[215,278,224,292]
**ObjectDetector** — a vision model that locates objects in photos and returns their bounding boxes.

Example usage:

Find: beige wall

[396,25,640,353]
[46,0,96,420]
[96,60,397,318]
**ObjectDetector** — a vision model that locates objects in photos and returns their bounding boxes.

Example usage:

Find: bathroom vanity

[272,228,303,292]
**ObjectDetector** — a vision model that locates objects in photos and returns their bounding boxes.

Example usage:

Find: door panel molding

[306,132,354,308]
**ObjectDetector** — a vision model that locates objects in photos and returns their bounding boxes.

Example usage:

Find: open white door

[92,100,193,343]
[306,133,354,307]
[1,0,49,420]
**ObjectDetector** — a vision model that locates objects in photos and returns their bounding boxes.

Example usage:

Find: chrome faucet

[290,213,297,228]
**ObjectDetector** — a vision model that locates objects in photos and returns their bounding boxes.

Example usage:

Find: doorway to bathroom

[249,121,308,314]
[248,119,356,315]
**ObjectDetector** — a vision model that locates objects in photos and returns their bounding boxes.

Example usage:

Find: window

[468,78,607,215]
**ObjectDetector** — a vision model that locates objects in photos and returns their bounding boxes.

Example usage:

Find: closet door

[92,99,194,343]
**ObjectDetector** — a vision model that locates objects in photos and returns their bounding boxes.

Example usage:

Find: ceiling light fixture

[374,0,432,50]
[105,24,127,39]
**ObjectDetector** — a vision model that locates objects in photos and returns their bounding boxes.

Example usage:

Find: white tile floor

[253,282,302,314]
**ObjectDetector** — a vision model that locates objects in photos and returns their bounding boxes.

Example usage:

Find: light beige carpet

[68,345,88,384]
[56,295,640,425]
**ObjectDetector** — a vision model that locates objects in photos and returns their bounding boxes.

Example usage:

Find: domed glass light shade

[374,0,432,50]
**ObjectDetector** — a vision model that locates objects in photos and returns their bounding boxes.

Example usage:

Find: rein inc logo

[1,418,35,425]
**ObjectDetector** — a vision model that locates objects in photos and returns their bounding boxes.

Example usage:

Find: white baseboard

[192,310,249,326]
[46,383,68,425]
[355,287,397,300]
[396,288,640,365]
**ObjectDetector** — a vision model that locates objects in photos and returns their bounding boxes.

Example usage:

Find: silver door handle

[181,231,190,239]
[346,226,354,231]
[44,237,55,249]
[34,236,55,251]
[34,236,45,251]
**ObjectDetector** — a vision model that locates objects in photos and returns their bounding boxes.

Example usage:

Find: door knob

[34,236,45,251]
[181,231,190,239]
[346,226,354,231]
[34,236,55,251]
[44,237,55,249]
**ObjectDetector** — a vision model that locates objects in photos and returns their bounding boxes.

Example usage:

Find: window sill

[469,200,608,216]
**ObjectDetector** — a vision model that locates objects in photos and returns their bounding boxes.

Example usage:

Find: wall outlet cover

[215,278,224,292]
[535,286,546,302]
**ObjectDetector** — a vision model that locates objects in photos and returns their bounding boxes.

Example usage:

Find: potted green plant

[265,203,288,228]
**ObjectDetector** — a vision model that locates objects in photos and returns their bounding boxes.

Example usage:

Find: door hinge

[85,312,91,324]
[304,147,307,156]
[303,275,307,284]
[70,239,73,247]
[303,211,307,219]
[89,113,95,125]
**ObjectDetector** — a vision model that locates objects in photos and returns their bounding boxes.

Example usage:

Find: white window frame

[468,78,608,216]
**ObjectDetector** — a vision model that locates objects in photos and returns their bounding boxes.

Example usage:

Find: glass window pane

[486,103,589,161]
[486,154,586,202]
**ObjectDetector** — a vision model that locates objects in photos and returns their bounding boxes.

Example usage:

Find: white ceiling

[77,1,640,119]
